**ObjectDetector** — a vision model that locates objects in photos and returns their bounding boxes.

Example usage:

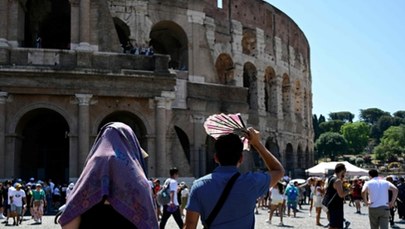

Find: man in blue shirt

[184,127,284,229]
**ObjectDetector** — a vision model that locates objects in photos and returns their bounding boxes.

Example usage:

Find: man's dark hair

[169,167,179,176]
[369,169,378,178]
[334,163,346,174]
[214,133,243,166]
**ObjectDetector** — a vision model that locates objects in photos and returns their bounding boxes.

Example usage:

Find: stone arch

[242,28,257,56]
[113,17,131,51]
[10,102,75,134]
[282,74,291,115]
[297,143,303,169]
[243,62,258,110]
[305,145,310,169]
[215,53,235,85]
[150,21,188,70]
[174,126,191,164]
[15,108,70,184]
[285,143,294,176]
[264,66,277,113]
[23,0,71,49]
[265,137,280,161]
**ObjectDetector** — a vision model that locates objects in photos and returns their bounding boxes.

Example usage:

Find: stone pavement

[3,204,405,228]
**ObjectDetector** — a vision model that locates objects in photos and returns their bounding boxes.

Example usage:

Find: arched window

[24,0,71,49]
[150,21,188,70]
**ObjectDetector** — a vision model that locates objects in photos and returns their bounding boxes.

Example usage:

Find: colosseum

[0,0,314,183]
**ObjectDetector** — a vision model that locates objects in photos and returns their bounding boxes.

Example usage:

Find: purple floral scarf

[59,122,158,228]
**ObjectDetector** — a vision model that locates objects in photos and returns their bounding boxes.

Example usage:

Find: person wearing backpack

[284,181,299,217]
[159,167,183,229]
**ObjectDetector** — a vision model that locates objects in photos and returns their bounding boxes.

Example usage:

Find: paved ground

[2,204,405,228]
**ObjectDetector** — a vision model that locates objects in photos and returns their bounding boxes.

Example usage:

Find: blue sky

[265,0,405,120]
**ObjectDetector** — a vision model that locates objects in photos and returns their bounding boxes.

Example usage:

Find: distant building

[0,0,314,182]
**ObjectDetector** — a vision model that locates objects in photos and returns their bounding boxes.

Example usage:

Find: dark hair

[369,169,378,178]
[277,182,284,193]
[315,179,323,187]
[334,163,346,174]
[169,167,179,176]
[214,133,243,166]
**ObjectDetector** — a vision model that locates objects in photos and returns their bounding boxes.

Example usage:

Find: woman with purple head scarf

[59,122,158,229]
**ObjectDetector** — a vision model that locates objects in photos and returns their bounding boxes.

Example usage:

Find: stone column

[191,114,205,177]
[68,133,78,180]
[0,92,8,177]
[187,10,205,78]
[79,0,91,49]
[155,92,175,177]
[155,97,167,177]
[69,0,80,49]
[75,94,92,172]
[7,0,21,47]
[0,0,10,64]
[0,0,8,44]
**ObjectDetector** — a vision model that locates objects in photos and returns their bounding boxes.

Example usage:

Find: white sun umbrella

[290,178,306,185]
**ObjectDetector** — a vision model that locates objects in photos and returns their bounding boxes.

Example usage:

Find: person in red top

[153,179,162,220]
[351,178,363,214]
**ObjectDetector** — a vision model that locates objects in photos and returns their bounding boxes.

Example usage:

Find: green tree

[319,120,345,133]
[315,132,348,161]
[372,125,405,161]
[329,111,354,123]
[393,110,405,119]
[370,115,403,142]
[341,121,370,154]
[359,108,390,125]
[313,114,326,141]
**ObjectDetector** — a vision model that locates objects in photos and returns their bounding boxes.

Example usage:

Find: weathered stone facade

[0,0,314,182]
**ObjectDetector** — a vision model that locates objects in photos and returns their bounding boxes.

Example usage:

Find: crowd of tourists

[0,177,74,226]
[122,41,154,56]
[258,167,405,229]
[2,122,405,229]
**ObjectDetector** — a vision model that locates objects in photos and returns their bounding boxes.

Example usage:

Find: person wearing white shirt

[9,183,26,226]
[362,169,398,229]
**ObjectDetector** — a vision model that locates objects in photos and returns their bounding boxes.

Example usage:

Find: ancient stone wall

[0,0,314,180]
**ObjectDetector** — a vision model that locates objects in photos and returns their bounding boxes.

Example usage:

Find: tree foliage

[319,120,345,133]
[313,114,326,141]
[370,115,404,142]
[341,121,370,154]
[359,108,390,125]
[315,132,348,161]
[314,109,405,164]
[372,125,405,161]
[393,110,405,119]
[329,111,354,123]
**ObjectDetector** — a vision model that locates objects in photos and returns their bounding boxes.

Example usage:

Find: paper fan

[203,113,249,150]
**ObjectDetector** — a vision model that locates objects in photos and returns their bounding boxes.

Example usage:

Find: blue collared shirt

[186,166,270,229]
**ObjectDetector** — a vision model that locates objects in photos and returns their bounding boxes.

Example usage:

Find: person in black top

[324,163,349,229]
